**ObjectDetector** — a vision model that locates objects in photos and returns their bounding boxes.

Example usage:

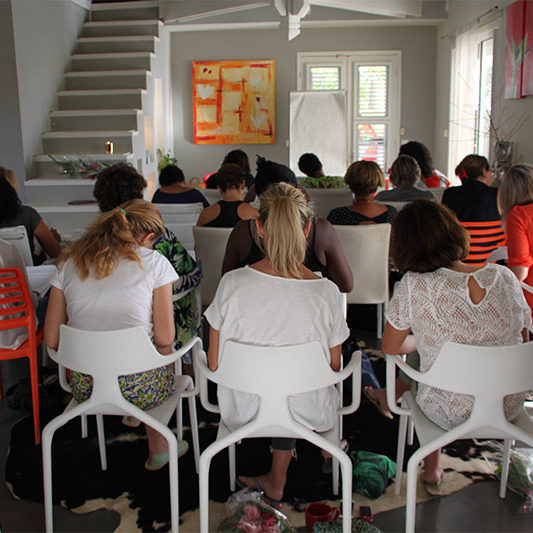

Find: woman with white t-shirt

[205,183,350,504]
[44,200,183,470]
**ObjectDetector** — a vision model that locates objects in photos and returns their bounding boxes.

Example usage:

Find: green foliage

[157,148,178,171]
[300,175,345,189]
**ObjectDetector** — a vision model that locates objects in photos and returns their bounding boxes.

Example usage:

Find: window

[448,25,496,175]
[298,51,401,171]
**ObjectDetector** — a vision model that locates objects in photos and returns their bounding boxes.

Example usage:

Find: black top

[327,205,397,225]
[152,188,209,207]
[442,179,500,221]
[204,200,244,228]
[244,219,327,275]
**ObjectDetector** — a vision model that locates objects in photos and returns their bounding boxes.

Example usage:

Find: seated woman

[0,171,61,265]
[206,149,254,190]
[44,200,186,469]
[399,141,450,188]
[442,154,505,266]
[206,183,350,503]
[327,161,397,225]
[196,164,258,228]
[375,155,436,202]
[366,200,530,491]
[498,163,533,314]
[151,165,209,207]
[298,153,324,179]
[94,163,201,352]
[222,157,353,293]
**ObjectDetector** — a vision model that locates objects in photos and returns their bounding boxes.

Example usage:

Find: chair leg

[229,443,236,492]
[42,425,55,533]
[395,413,408,495]
[407,418,414,446]
[28,355,41,445]
[405,452,423,533]
[164,430,179,533]
[0,363,4,399]
[188,395,200,474]
[500,438,513,498]
[338,449,353,533]
[177,400,183,440]
[81,415,88,439]
[377,303,383,340]
[96,414,107,471]
[332,457,339,495]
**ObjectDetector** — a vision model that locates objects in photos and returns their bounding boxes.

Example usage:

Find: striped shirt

[442,179,506,266]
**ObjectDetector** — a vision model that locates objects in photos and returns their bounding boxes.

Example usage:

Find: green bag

[352,451,396,499]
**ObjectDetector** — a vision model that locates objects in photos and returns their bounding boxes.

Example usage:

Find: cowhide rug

[5,397,499,533]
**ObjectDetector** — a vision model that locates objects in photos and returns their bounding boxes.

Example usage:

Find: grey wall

[0,0,25,191]
[171,25,437,178]
[11,0,87,183]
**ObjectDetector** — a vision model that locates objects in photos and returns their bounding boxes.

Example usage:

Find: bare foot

[364,386,393,419]
[420,467,443,484]
[238,474,283,502]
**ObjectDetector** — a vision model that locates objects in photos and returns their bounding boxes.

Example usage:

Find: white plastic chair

[0,226,33,266]
[193,226,233,307]
[194,340,362,533]
[304,188,353,219]
[386,342,533,533]
[431,187,447,203]
[486,245,508,264]
[42,326,203,533]
[384,201,409,212]
[334,224,391,338]
[154,203,204,253]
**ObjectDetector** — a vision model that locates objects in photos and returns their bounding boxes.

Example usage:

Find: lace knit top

[386,263,531,430]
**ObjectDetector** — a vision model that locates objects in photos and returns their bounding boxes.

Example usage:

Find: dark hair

[454,154,490,181]
[390,155,421,187]
[93,163,147,212]
[216,164,245,192]
[399,141,434,179]
[298,153,322,177]
[222,149,251,174]
[0,176,21,224]
[159,164,184,186]
[390,199,469,273]
[344,160,384,196]
[255,156,297,196]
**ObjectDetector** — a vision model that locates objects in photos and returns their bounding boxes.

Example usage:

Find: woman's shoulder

[509,202,533,219]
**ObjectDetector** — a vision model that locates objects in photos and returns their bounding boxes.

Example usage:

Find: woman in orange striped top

[442,155,506,266]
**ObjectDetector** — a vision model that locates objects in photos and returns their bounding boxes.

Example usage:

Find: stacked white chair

[154,202,204,253]
[194,340,362,533]
[0,226,33,266]
[386,341,533,533]
[303,188,353,219]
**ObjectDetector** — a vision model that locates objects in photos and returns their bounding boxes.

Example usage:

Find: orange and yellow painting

[192,60,275,144]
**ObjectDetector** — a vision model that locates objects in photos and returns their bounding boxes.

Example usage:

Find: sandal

[122,415,141,428]
[236,477,282,508]
[144,440,189,471]
[420,472,444,496]
[322,439,349,474]
[364,386,393,420]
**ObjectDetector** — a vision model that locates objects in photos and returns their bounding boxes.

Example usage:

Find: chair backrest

[0,226,33,266]
[0,267,35,334]
[154,203,204,253]
[52,325,172,377]
[384,201,409,212]
[334,224,391,304]
[201,189,222,205]
[210,340,341,396]
[431,187,446,202]
[193,226,233,307]
[409,341,533,398]
[303,188,353,219]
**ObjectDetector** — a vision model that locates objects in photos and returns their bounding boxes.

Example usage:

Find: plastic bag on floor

[218,487,295,532]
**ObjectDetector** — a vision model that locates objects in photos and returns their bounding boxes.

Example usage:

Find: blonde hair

[499,164,533,224]
[59,199,164,280]
[258,183,313,279]
[0,166,17,191]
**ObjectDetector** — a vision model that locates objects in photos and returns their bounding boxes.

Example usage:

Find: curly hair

[0,176,21,224]
[255,156,297,196]
[93,163,146,212]
[58,199,164,280]
[159,165,184,186]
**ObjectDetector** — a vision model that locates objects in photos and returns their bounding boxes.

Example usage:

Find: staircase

[26,1,166,233]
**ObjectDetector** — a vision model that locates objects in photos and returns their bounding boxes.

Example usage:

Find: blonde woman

[499,163,533,314]
[205,183,349,504]
[44,199,186,470]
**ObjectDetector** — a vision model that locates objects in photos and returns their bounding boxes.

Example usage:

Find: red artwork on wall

[504,0,526,99]
[521,0,533,96]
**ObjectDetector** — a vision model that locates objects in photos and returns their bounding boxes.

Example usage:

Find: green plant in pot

[157,148,178,171]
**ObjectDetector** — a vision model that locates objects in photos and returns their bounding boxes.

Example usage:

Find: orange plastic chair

[0,267,43,444]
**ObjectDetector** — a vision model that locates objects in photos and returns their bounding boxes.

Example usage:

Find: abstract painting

[192,60,275,144]
[521,0,533,96]
[505,0,526,98]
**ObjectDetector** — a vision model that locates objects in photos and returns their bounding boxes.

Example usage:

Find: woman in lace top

[371,200,530,487]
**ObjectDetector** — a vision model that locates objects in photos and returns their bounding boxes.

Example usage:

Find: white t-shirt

[205,266,350,432]
[386,263,531,430]
[51,248,178,340]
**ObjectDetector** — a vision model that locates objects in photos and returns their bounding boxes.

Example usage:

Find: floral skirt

[71,364,175,410]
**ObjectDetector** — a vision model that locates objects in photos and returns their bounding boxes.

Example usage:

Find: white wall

[171,25,437,178]
[434,0,532,172]
[11,0,87,183]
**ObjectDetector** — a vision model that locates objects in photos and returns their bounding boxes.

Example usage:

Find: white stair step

[25,178,96,206]
[65,70,149,90]
[82,19,161,37]
[34,152,135,178]
[32,206,100,233]
[70,52,153,71]
[50,109,142,131]
[57,88,145,110]
[42,130,138,154]
[76,35,157,54]
[90,1,159,22]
